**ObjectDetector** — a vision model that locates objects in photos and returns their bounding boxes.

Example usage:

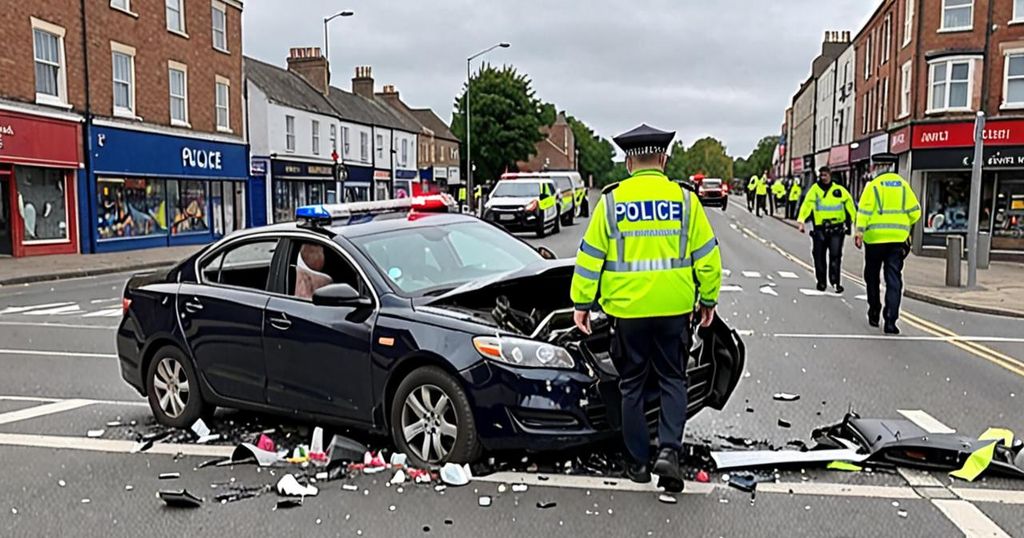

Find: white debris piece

[391,469,407,485]
[511,484,528,493]
[478,496,492,507]
[190,418,219,444]
[440,463,472,486]
[310,427,325,455]
[389,453,408,467]
[276,474,319,497]
[86,430,104,438]
[759,286,778,296]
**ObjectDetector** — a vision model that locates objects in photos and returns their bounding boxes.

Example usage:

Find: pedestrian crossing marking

[798,289,842,297]
[778,271,799,279]
[720,285,743,292]
[24,305,83,316]
[855,294,867,301]
[0,302,75,315]
[742,271,762,278]
[759,286,779,296]
[82,309,122,318]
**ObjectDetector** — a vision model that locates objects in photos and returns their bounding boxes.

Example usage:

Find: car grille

[585,398,660,431]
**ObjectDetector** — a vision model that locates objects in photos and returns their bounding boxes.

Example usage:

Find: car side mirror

[536,246,557,260]
[312,283,372,307]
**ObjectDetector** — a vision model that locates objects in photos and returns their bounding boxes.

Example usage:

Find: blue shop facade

[79,124,259,253]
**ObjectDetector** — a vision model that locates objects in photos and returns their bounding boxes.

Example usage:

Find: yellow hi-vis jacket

[570,169,722,318]
[747,176,759,192]
[798,182,857,226]
[772,181,787,199]
[755,177,768,196]
[789,182,803,202]
[855,173,921,244]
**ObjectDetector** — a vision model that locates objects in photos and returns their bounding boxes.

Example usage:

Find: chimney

[352,66,374,98]
[377,84,401,108]
[287,47,329,95]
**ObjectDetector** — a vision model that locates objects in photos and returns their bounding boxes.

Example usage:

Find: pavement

[760,208,1024,319]
[1,193,1023,537]
[0,245,203,286]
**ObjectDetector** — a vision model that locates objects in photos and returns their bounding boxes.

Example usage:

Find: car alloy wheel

[401,384,458,464]
[153,357,190,419]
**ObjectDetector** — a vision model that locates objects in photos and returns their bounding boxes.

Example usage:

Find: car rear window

[552,176,572,191]
[702,179,722,187]
[491,182,541,198]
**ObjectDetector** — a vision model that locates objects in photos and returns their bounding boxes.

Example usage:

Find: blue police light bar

[295,195,457,226]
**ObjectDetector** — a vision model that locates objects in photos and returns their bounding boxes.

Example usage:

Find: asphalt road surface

[1,191,1022,537]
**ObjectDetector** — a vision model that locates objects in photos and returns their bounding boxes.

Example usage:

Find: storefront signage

[335,163,348,182]
[790,157,803,175]
[890,127,911,154]
[249,158,267,176]
[912,120,1024,149]
[373,170,391,181]
[434,166,448,179]
[828,145,850,168]
[850,139,871,162]
[448,167,460,182]
[91,125,246,179]
[870,133,889,155]
[0,111,79,168]
[270,159,334,178]
[913,146,1024,170]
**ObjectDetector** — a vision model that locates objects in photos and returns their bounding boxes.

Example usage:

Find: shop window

[32,19,68,106]
[98,178,167,239]
[215,77,230,131]
[169,63,189,126]
[928,58,973,113]
[1003,52,1024,109]
[993,177,1024,249]
[211,1,228,52]
[923,172,994,235]
[14,166,68,243]
[170,180,209,234]
[941,0,973,31]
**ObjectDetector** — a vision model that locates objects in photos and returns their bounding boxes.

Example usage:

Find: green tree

[605,161,629,186]
[567,115,616,187]
[666,137,733,180]
[743,136,779,177]
[451,64,552,184]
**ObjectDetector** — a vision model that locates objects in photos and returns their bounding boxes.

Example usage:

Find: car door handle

[268,313,291,331]
[184,298,203,313]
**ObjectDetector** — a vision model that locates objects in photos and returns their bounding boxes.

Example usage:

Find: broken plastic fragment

[257,434,276,452]
[728,473,757,493]
[158,472,180,480]
[131,439,154,453]
[342,484,359,491]
[275,498,303,510]
[231,442,280,467]
[478,496,492,507]
[391,469,407,485]
[276,474,319,497]
[87,429,104,438]
[695,470,710,483]
[158,489,203,508]
[826,461,863,472]
[772,393,800,402]
[777,419,792,429]
[197,457,228,469]
[658,494,677,504]
[511,484,528,493]
[897,509,908,518]
[190,418,219,444]
[389,453,408,467]
[440,463,471,486]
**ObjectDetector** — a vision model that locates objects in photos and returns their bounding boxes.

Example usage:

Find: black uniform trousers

[746,190,755,211]
[864,243,906,325]
[811,226,845,288]
[787,200,798,220]
[610,315,690,464]
[755,195,767,217]
[768,194,777,215]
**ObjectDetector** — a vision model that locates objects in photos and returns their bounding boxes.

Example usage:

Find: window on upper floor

[168,63,189,126]
[864,38,872,79]
[285,115,295,152]
[434,144,440,163]
[882,78,890,127]
[928,58,973,113]
[360,132,369,162]
[166,0,186,34]
[212,1,228,52]
[32,19,68,107]
[376,134,384,159]
[312,120,320,155]
[401,139,408,166]
[900,61,912,118]
[330,124,337,153]
[215,77,230,132]
[111,43,136,118]
[903,0,915,46]
[941,0,973,32]
[882,15,892,63]
[1003,51,1024,109]
[343,126,351,156]
[111,0,131,12]
[1014,0,1024,23]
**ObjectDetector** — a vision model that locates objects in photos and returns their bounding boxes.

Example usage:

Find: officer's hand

[797,223,805,234]
[699,305,716,328]
[854,234,864,249]
[573,309,592,335]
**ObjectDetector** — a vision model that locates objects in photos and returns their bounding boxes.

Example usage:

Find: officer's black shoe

[834,284,844,294]
[657,474,685,493]
[653,447,683,481]
[624,461,651,484]
[884,323,900,335]
[868,315,880,328]
[816,283,827,292]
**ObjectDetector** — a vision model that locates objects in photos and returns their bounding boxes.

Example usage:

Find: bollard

[945,235,963,287]
[978,232,991,270]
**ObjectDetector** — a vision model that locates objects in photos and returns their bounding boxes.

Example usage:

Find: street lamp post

[323,10,354,70]
[466,42,509,214]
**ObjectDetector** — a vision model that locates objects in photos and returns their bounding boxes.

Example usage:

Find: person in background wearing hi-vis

[570,124,721,494]
[787,178,803,220]
[798,166,857,293]
[855,153,921,335]
[746,175,758,212]
[755,172,769,218]
[771,178,787,217]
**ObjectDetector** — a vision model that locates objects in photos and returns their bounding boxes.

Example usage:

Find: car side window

[201,239,279,291]
[287,239,365,300]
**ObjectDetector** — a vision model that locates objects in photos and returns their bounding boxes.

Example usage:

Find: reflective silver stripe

[621,229,679,238]
[691,237,718,262]
[815,203,844,212]
[857,208,873,215]
[906,204,920,212]
[604,192,625,264]
[901,184,907,212]
[865,223,911,231]
[679,190,691,258]
[873,185,883,214]
[578,239,605,258]
[574,265,601,280]
[604,258,692,272]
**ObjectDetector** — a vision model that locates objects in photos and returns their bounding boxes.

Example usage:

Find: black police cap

[871,152,898,164]
[613,124,675,157]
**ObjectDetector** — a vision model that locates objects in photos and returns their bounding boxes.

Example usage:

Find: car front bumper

[483,207,544,231]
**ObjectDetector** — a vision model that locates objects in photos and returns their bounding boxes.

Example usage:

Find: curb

[0,260,175,287]
[765,215,1024,319]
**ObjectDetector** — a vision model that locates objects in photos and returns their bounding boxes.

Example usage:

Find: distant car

[501,171,588,225]
[483,179,562,237]
[116,196,745,468]
[697,177,729,210]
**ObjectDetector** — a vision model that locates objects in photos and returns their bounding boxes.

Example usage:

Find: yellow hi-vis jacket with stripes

[855,173,921,244]
[789,182,803,201]
[570,169,722,318]
[798,182,857,226]
[747,176,759,191]
[772,181,787,199]
[755,177,768,195]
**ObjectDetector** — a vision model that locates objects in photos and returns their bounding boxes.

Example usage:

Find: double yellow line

[737,224,1024,379]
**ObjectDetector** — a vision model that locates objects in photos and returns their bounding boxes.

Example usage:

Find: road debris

[727,473,757,493]
[772,393,800,402]
[511,483,528,493]
[826,461,863,472]
[658,494,677,504]
[276,474,319,497]
[440,463,472,486]
[478,496,492,507]
[86,429,104,438]
[275,498,303,510]
[190,418,220,444]
[777,419,792,428]
[230,442,280,467]
[158,473,180,480]
[158,489,203,508]
[215,485,272,504]
[536,501,557,509]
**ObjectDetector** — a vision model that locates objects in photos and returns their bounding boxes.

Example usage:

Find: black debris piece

[326,434,369,467]
[537,475,549,481]
[777,419,792,429]
[422,526,431,533]
[728,473,757,493]
[444,519,453,526]
[197,457,229,469]
[158,473,180,480]
[536,501,557,509]
[159,489,203,508]
[275,498,303,510]
[214,485,271,504]
[745,407,755,413]
[142,430,172,443]
[132,439,154,453]
[717,435,757,447]
[786,440,809,451]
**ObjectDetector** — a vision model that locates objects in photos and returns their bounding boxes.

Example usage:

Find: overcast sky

[243,1,874,157]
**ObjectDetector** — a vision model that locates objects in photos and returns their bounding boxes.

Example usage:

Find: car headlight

[472,336,575,369]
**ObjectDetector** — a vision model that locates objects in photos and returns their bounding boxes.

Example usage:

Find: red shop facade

[0,110,81,257]
[905,119,1024,254]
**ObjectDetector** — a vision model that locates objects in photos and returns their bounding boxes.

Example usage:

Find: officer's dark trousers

[755,195,767,216]
[864,243,906,324]
[811,229,844,288]
[610,315,690,464]
[746,192,755,211]
[768,194,776,215]
[787,200,798,219]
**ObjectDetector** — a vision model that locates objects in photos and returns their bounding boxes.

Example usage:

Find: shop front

[269,158,338,223]
[790,157,804,184]
[0,110,81,257]
[84,125,248,253]
[828,145,851,188]
[908,120,1024,253]
[373,170,392,201]
[890,126,911,180]
[849,138,872,199]
[394,169,418,199]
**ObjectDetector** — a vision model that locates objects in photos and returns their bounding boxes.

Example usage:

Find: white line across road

[932,499,1012,538]
[773,333,1024,344]
[0,349,117,359]
[0,321,117,330]
[0,432,235,458]
[0,302,74,315]
[897,409,957,434]
[0,399,94,426]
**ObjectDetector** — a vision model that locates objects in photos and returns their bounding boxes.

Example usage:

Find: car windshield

[350,221,544,296]
[552,176,572,191]
[491,182,542,198]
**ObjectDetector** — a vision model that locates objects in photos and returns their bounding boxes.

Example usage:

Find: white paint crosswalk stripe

[932,499,1011,538]
[720,285,743,292]
[82,308,122,318]
[741,271,762,278]
[897,409,957,434]
[0,302,74,315]
[23,305,82,316]
[0,399,95,426]
[778,271,799,279]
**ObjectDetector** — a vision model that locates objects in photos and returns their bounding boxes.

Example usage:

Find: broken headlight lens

[472,336,575,369]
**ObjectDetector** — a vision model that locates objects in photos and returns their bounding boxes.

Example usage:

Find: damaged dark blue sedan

[116,196,745,468]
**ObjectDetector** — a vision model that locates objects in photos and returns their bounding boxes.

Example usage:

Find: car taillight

[722,184,730,193]
[525,199,539,212]
[122,298,132,313]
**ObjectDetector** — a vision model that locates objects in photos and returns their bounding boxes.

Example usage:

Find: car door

[177,237,279,403]
[263,236,376,422]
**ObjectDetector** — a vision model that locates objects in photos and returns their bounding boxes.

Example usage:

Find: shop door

[0,174,11,256]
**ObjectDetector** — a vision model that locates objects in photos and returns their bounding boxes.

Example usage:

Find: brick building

[517,112,577,173]
[375,85,462,190]
[0,0,248,257]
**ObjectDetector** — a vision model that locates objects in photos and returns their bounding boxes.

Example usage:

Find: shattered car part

[711,448,869,471]
[230,442,281,467]
[190,418,220,444]
[772,393,800,402]
[276,474,318,497]
[158,473,180,480]
[440,463,472,486]
[158,489,203,508]
[275,498,303,510]
[727,473,757,493]
[326,435,368,467]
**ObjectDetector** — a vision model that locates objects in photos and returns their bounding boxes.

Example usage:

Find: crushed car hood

[424,259,574,306]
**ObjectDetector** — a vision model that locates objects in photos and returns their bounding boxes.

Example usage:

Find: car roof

[233,212,482,241]
[496,178,550,185]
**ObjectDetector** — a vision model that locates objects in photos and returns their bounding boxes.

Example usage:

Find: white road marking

[898,468,946,488]
[799,289,826,296]
[475,471,712,495]
[720,285,744,292]
[0,321,117,330]
[932,499,1011,538]
[778,271,800,279]
[0,349,118,359]
[0,302,74,315]
[855,294,868,301]
[89,298,120,304]
[82,308,122,318]
[0,395,61,403]
[23,304,82,316]
[0,395,147,407]
[755,482,919,499]
[722,269,732,277]
[0,399,94,426]
[759,286,778,296]
[0,432,235,458]
[953,487,1024,505]
[773,333,1024,343]
[897,409,957,434]
[741,271,762,278]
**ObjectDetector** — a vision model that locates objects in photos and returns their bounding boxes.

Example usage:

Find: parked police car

[482,178,563,237]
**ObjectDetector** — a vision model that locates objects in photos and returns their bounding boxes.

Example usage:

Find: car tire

[722,201,728,211]
[553,207,562,233]
[145,345,211,429]
[390,366,481,468]
[562,204,575,226]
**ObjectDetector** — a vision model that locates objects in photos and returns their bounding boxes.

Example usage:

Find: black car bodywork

[116,210,744,466]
